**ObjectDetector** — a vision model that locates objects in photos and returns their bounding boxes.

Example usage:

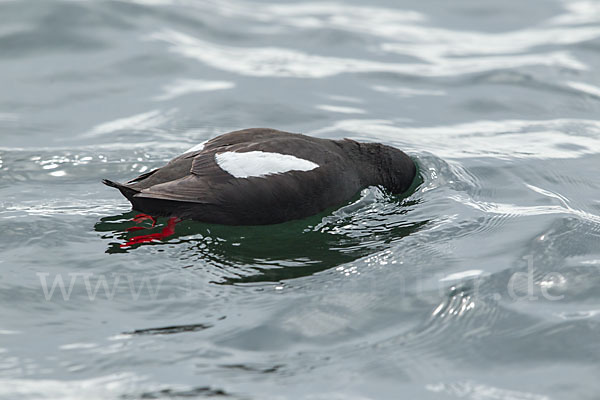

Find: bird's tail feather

[102,179,140,201]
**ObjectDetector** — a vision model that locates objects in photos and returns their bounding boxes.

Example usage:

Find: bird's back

[106,129,368,225]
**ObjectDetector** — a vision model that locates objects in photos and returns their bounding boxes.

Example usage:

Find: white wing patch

[184,140,208,154]
[215,151,319,178]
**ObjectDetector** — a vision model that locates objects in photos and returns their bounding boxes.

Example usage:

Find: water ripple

[426,381,550,400]
[451,187,600,226]
[84,109,177,137]
[152,29,586,78]
[153,79,235,101]
[313,118,600,160]
[2,0,600,397]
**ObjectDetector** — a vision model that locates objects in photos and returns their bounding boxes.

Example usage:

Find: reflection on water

[95,186,427,284]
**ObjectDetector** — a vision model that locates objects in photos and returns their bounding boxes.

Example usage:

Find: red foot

[125,213,157,232]
[121,217,180,248]
[132,213,156,226]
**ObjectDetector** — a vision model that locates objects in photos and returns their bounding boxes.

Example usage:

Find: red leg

[132,213,157,226]
[126,213,157,232]
[121,217,180,248]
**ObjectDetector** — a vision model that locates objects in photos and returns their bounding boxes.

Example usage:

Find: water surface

[1,0,600,398]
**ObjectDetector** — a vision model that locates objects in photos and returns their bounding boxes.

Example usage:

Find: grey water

[1,0,600,398]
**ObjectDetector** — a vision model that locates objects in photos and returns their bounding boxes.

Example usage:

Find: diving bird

[103,128,416,225]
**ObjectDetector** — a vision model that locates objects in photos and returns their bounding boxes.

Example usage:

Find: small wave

[84,109,178,137]
[153,78,235,101]
[315,104,366,114]
[129,0,600,60]
[0,373,235,400]
[452,188,600,225]
[0,373,146,400]
[549,0,600,26]
[426,381,550,400]
[152,29,585,78]
[2,200,130,218]
[312,118,600,160]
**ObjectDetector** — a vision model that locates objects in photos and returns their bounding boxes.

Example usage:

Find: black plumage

[103,128,416,225]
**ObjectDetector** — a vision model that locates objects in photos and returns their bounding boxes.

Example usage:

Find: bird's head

[340,139,417,194]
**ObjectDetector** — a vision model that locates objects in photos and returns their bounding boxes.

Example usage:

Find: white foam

[215,151,319,178]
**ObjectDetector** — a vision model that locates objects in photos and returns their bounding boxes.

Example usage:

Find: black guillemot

[103,128,417,225]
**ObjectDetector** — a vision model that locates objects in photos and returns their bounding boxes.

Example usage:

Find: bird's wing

[128,129,295,188]
[132,150,228,204]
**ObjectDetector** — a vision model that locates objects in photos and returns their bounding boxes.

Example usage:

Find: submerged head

[339,139,417,194]
[371,142,417,194]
